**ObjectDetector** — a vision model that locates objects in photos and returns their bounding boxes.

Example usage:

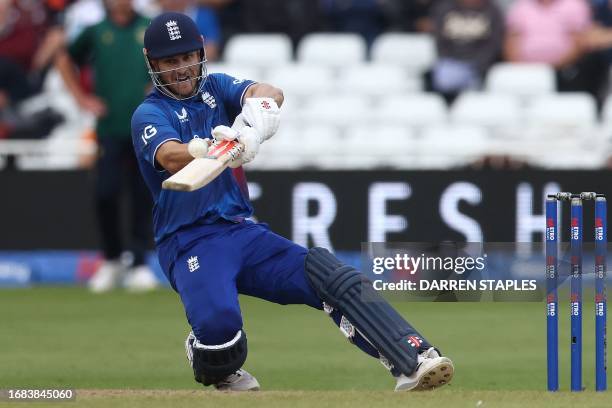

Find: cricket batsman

[131,12,454,392]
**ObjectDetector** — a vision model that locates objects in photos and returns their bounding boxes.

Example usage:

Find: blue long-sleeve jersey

[131,73,255,243]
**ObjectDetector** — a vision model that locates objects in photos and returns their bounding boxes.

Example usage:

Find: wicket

[546,192,607,392]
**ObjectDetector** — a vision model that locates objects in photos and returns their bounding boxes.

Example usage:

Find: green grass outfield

[0,287,611,407]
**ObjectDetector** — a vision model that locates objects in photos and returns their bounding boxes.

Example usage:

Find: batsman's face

[155,51,201,97]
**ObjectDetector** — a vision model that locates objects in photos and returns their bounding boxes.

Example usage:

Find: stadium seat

[374,94,447,127]
[206,63,262,82]
[515,93,599,159]
[371,33,436,73]
[297,33,367,67]
[485,63,556,97]
[300,95,370,127]
[417,125,491,168]
[275,94,300,126]
[451,93,522,128]
[266,65,335,98]
[252,124,305,169]
[299,125,345,168]
[526,146,608,169]
[525,93,597,128]
[336,64,422,95]
[223,34,293,67]
[343,125,416,168]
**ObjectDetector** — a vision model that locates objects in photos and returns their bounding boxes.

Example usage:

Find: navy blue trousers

[157,220,394,358]
[159,220,317,343]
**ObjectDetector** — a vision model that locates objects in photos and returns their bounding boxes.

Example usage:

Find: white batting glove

[212,125,239,143]
[241,97,280,142]
[211,125,261,168]
[231,114,256,138]
[236,126,261,165]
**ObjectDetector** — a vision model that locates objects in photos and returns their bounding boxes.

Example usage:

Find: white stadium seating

[343,125,415,168]
[518,93,602,168]
[299,125,345,168]
[297,33,367,67]
[417,125,491,168]
[374,94,447,127]
[274,94,300,126]
[371,33,436,73]
[253,124,343,169]
[4,37,612,171]
[525,93,597,128]
[223,34,293,67]
[206,63,262,82]
[451,93,522,128]
[251,124,304,170]
[337,64,422,95]
[300,95,370,128]
[266,65,335,98]
[486,63,556,97]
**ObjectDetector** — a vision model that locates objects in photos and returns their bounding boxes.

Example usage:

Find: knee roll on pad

[190,330,248,386]
[305,247,419,376]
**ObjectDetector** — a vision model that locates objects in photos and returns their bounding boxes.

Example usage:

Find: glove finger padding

[212,125,243,168]
[232,126,260,167]
[241,98,280,142]
[212,125,239,142]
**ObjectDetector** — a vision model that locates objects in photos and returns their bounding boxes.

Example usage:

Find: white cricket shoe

[394,347,454,391]
[88,260,124,293]
[123,265,159,292]
[214,369,260,391]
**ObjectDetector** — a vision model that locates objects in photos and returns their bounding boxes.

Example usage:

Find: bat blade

[161,140,243,192]
[161,157,226,191]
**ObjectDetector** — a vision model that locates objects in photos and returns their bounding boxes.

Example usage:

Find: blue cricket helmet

[143,12,208,100]
[145,12,203,59]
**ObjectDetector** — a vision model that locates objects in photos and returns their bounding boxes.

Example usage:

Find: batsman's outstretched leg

[305,247,454,391]
[185,330,260,391]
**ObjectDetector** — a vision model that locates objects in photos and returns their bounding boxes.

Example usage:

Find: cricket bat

[161,140,244,192]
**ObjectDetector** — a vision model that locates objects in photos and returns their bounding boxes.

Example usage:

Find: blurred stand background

[1,0,612,287]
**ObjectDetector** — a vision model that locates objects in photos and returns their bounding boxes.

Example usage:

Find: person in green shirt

[55,0,158,292]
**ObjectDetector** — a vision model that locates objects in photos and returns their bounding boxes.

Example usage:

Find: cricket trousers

[156,220,426,358]
[95,136,152,265]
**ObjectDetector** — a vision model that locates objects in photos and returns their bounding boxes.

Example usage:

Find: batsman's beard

[146,55,208,100]
[171,75,198,96]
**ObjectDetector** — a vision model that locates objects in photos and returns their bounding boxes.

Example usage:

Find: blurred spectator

[157,0,221,61]
[0,0,66,139]
[0,0,48,71]
[222,0,322,48]
[382,0,438,33]
[586,0,612,45]
[54,0,157,292]
[505,0,608,105]
[207,0,240,46]
[581,0,612,99]
[0,56,62,139]
[320,0,386,46]
[62,0,105,42]
[493,0,516,12]
[430,0,504,103]
[0,0,65,91]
